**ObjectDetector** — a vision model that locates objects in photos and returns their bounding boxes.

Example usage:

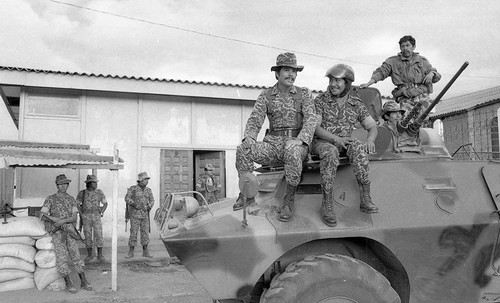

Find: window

[490,117,499,159]
[25,93,80,118]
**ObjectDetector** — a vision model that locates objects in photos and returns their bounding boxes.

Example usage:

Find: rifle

[398,62,469,136]
[38,212,84,242]
[125,203,130,232]
[78,189,85,232]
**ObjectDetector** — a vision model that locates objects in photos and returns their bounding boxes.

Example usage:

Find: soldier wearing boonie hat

[196,163,221,204]
[76,174,108,263]
[124,172,155,259]
[234,52,317,223]
[40,174,93,293]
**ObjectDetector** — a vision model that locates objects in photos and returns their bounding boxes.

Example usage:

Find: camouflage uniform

[236,84,317,186]
[196,173,220,204]
[43,193,84,277]
[125,185,155,247]
[76,189,107,248]
[370,52,441,111]
[312,90,376,190]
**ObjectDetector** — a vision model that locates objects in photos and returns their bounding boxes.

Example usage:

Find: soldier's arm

[125,187,137,207]
[99,190,108,214]
[148,188,155,210]
[297,88,317,146]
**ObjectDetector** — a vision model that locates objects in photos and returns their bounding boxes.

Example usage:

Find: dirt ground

[1,242,214,303]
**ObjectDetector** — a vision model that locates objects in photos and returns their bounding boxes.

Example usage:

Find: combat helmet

[325,64,355,82]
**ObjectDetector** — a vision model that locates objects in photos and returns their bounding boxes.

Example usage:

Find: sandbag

[0,269,32,283]
[0,276,35,292]
[0,256,35,272]
[34,249,56,268]
[34,266,61,291]
[0,216,46,238]
[0,236,36,246]
[0,244,36,263]
[35,236,53,250]
[46,277,65,291]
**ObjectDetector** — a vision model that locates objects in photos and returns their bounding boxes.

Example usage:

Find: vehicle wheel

[259,254,401,303]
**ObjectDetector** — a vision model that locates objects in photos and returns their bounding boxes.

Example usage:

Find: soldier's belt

[269,128,300,138]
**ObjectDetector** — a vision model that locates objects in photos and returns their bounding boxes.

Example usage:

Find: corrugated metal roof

[432,85,500,118]
[0,140,123,169]
[0,65,268,90]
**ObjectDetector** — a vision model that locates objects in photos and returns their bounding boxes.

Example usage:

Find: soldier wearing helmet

[382,100,420,153]
[233,52,317,223]
[312,64,379,227]
[360,35,441,114]
[196,163,221,204]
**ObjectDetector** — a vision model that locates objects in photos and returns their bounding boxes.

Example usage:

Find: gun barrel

[415,62,469,124]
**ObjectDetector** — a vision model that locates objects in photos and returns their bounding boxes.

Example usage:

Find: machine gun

[397,62,469,136]
[37,211,84,242]
[0,202,29,224]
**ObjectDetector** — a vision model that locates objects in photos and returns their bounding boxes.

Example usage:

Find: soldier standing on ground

[40,174,92,294]
[360,35,441,114]
[195,164,221,204]
[233,52,317,222]
[125,172,155,258]
[312,64,379,227]
[76,174,107,263]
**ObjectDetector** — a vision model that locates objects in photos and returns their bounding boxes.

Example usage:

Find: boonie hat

[271,52,304,72]
[84,174,99,183]
[55,174,71,185]
[382,101,406,118]
[137,172,150,182]
[204,164,214,171]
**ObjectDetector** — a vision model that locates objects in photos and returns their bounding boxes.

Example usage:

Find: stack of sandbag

[34,235,64,291]
[0,216,46,292]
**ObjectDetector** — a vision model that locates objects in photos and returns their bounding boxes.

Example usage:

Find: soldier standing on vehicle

[233,52,317,222]
[312,64,379,227]
[76,174,107,263]
[196,164,221,204]
[360,35,441,113]
[40,174,92,294]
[125,172,155,258]
[381,100,420,153]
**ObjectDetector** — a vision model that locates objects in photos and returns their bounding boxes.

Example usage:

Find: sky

[1,0,499,99]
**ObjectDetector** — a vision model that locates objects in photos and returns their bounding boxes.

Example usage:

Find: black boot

[84,247,93,263]
[321,185,337,227]
[278,184,297,222]
[125,246,134,259]
[79,272,93,291]
[142,245,152,258]
[64,275,77,294]
[97,247,105,262]
[232,193,255,211]
[359,182,378,214]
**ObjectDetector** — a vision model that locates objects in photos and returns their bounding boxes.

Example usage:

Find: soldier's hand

[334,137,354,149]
[423,72,434,85]
[366,140,376,154]
[241,137,256,149]
[285,139,303,149]
[54,219,64,228]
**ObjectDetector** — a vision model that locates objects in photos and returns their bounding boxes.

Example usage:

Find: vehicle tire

[259,254,401,303]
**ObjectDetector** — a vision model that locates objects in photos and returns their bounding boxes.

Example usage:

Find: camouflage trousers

[236,135,309,187]
[52,230,85,277]
[312,138,370,191]
[399,92,431,115]
[203,192,218,204]
[82,212,103,248]
[128,216,150,247]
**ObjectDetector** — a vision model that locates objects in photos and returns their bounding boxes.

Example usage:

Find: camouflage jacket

[244,84,317,146]
[370,52,441,93]
[196,174,220,193]
[76,189,107,214]
[315,91,376,138]
[43,192,78,220]
[125,185,155,218]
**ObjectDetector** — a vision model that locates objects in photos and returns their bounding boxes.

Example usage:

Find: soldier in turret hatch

[233,52,317,223]
[312,64,379,227]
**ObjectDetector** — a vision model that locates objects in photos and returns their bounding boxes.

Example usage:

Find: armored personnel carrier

[155,63,500,303]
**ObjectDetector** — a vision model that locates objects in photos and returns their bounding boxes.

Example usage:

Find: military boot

[321,186,337,227]
[97,247,105,262]
[232,193,255,211]
[142,245,153,258]
[64,276,77,294]
[84,247,93,263]
[278,184,297,222]
[78,272,93,291]
[359,182,378,214]
[125,246,134,259]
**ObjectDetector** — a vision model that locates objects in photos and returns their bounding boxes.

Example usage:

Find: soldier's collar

[271,84,297,96]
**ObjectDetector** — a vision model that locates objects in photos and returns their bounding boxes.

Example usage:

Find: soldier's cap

[84,174,99,183]
[204,164,214,171]
[382,100,406,118]
[55,174,71,185]
[271,52,304,72]
[137,172,150,182]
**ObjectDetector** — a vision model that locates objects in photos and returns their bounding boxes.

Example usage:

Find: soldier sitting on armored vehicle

[381,100,421,153]
[312,64,379,227]
[232,52,317,223]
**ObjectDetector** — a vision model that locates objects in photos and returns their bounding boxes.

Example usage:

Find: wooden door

[160,150,193,201]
